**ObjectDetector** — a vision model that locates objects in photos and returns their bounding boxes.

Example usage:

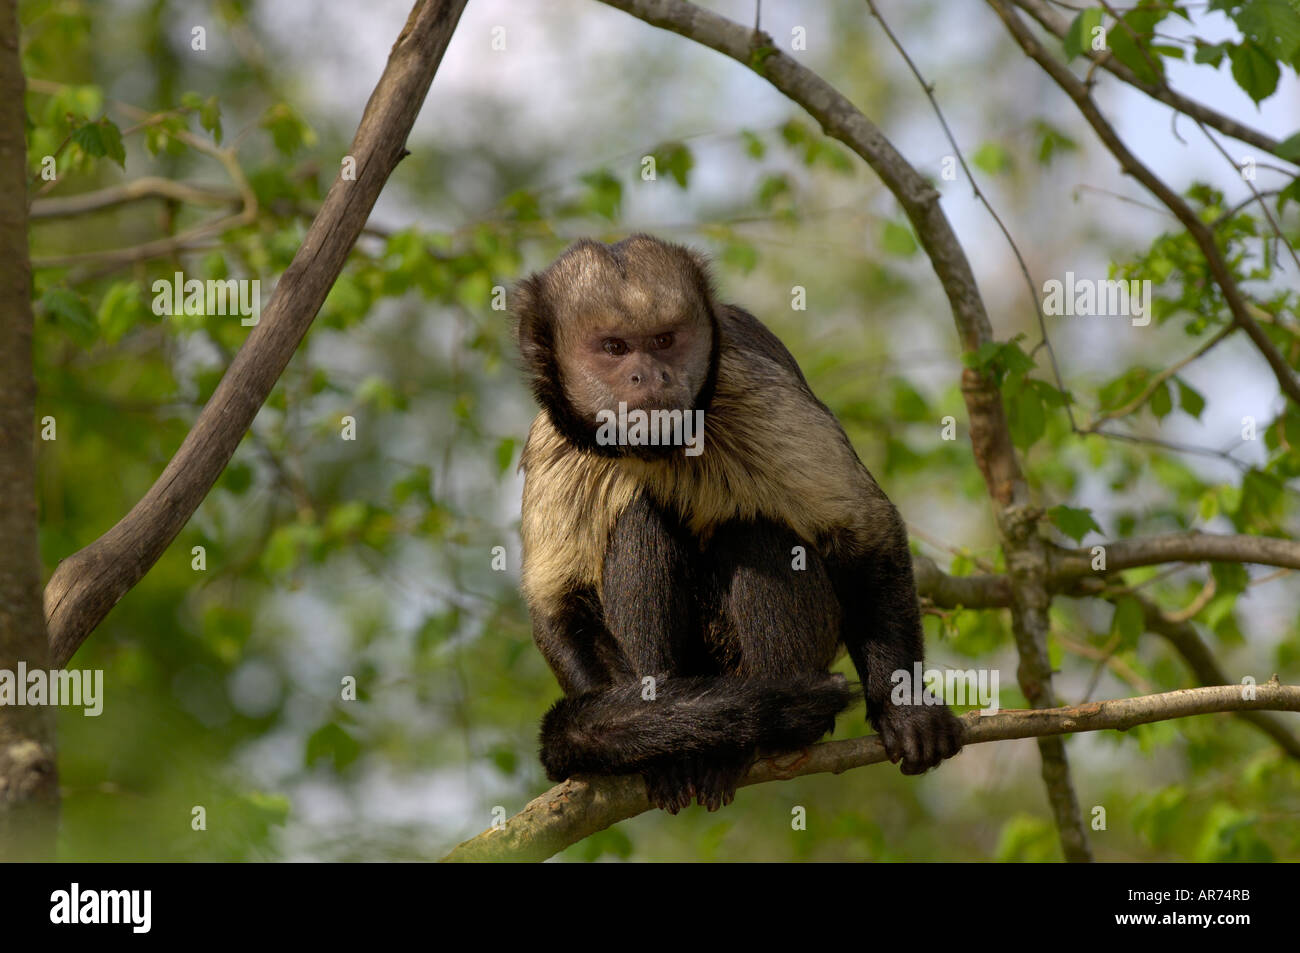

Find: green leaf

[740,129,766,160]
[1193,41,1230,67]
[1109,14,1166,86]
[198,95,222,144]
[96,281,147,343]
[971,141,1012,176]
[1063,8,1104,60]
[1033,119,1079,165]
[1048,504,1103,542]
[880,220,918,257]
[1229,40,1281,104]
[71,118,125,168]
[654,141,694,189]
[1235,0,1300,62]
[578,169,622,221]
[260,102,316,156]
[1149,379,1173,419]
[220,461,254,495]
[305,722,361,772]
[326,501,369,537]
[755,173,791,210]
[722,240,759,273]
[494,437,517,476]
[40,286,97,344]
[1176,378,1206,419]
[1211,561,1249,596]
[1275,131,1300,162]
[1110,596,1145,647]
[1008,386,1046,448]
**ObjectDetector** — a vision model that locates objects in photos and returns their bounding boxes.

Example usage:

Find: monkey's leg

[827,508,964,774]
[531,589,624,696]
[600,493,712,813]
[600,492,697,675]
[678,519,846,811]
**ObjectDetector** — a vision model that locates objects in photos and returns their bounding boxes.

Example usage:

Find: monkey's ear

[511,274,553,378]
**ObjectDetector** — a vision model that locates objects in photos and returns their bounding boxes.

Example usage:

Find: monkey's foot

[873,703,965,775]
[643,754,751,813]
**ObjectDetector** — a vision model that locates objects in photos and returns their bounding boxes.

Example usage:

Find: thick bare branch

[1051,532,1300,581]
[913,555,1013,608]
[442,681,1300,862]
[41,0,469,666]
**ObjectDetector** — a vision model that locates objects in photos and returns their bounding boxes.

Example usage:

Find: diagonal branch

[41,0,469,666]
[441,681,1300,862]
[1009,0,1289,161]
[987,0,1300,407]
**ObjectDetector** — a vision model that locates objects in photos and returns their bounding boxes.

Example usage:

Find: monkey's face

[515,236,720,452]
[559,317,712,420]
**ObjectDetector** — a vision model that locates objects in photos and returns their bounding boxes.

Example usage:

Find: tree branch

[913,554,1013,608]
[41,0,469,666]
[29,177,237,220]
[597,0,1093,860]
[986,0,1300,407]
[1008,0,1290,161]
[441,681,1300,862]
[1050,532,1300,581]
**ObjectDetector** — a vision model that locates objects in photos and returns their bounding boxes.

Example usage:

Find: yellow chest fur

[518,350,880,616]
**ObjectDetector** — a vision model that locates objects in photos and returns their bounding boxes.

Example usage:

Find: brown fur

[520,308,893,618]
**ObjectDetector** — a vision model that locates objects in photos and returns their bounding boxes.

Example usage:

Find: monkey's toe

[643,754,749,812]
[688,754,748,811]
[643,762,693,814]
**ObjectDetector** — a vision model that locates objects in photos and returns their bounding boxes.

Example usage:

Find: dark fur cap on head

[511,234,721,453]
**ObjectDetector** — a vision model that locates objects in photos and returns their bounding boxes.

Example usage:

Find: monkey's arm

[530,591,619,697]
[828,504,964,774]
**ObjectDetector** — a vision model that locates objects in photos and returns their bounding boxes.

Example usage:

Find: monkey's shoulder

[715,304,814,391]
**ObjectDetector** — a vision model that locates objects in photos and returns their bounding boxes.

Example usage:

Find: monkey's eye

[651,332,675,350]
[602,339,628,356]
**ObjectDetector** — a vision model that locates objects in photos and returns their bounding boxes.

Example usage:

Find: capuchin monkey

[513,234,963,813]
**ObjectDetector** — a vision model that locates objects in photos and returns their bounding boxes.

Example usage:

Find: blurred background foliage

[19,0,1300,860]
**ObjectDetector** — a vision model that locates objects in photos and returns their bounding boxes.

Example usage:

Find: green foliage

[880,220,918,257]
[971,141,1012,176]
[995,814,1059,862]
[70,117,125,168]
[1063,8,1104,61]
[1047,504,1102,542]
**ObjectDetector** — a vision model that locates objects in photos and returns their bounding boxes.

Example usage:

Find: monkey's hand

[872,703,964,775]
